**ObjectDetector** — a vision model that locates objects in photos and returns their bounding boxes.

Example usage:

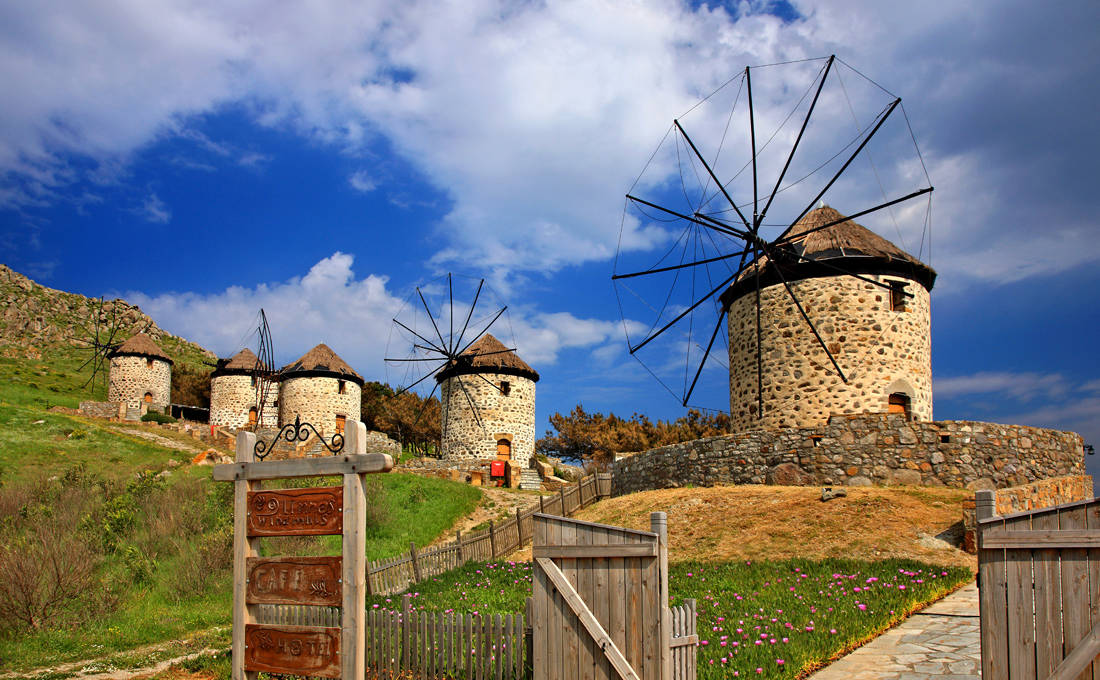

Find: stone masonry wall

[440,372,535,468]
[727,274,932,431]
[277,376,361,437]
[210,374,277,428]
[960,474,1093,552]
[79,400,122,419]
[108,355,171,412]
[612,414,1084,496]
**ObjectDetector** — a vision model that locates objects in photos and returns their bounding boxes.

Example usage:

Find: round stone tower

[720,205,936,432]
[436,334,539,468]
[209,348,277,429]
[108,332,173,414]
[277,343,362,436]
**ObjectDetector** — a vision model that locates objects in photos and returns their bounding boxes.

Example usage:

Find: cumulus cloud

[125,253,631,385]
[3,0,1100,284]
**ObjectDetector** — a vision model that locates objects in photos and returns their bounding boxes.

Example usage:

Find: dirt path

[3,628,228,680]
[426,486,546,548]
[105,426,210,454]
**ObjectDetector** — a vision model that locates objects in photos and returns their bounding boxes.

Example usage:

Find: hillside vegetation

[547,484,975,569]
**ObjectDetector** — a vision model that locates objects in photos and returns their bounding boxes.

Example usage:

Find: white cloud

[124,253,633,385]
[138,193,171,224]
[3,0,1100,284]
[935,371,1070,403]
[348,170,377,193]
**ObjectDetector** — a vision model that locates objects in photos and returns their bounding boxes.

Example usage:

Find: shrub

[141,411,177,424]
[0,484,106,632]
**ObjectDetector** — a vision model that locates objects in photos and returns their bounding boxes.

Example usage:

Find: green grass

[366,558,972,679]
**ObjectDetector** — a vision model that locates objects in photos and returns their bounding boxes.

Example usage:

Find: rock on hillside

[0,264,214,366]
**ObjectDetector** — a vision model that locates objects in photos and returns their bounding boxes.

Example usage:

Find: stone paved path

[809,582,980,679]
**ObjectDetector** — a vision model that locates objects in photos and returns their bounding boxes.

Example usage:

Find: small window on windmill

[888,393,911,419]
[248,407,257,426]
[500,381,511,396]
[338,380,346,394]
[250,375,257,387]
[146,357,154,369]
[889,281,908,312]
[940,434,951,444]
[810,434,823,447]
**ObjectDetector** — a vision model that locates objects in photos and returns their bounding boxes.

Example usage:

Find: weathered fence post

[976,489,995,521]
[402,593,412,668]
[343,461,368,680]
[232,431,259,680]
[559,486,566,515]
[539,495,545,513]
[456,530,464,564]
[516,507,524,544]
[651,511,671,680]
[524,596,534,679]
[409,542,422,582]
[489,521,497,557]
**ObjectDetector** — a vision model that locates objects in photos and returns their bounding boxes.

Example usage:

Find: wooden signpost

[214,422,393,680]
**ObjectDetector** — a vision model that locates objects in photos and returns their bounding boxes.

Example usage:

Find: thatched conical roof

[280,343,364,385]
[211,348,266,377]
[109,332,173,365]
[436,333,539,383]
[721,205,936,306]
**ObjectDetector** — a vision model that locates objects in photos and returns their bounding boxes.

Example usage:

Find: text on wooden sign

[247,487,343,536]
[244,624,340,678]
[246,556,342,606]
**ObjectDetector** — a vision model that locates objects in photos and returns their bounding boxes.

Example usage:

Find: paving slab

[808,583,980,679]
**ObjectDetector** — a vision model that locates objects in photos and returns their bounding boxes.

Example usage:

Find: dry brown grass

[510,484,976,570]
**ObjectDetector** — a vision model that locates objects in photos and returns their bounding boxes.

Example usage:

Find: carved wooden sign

[247,487,343,536]
[244,624,340,678]
[246,556,342,606]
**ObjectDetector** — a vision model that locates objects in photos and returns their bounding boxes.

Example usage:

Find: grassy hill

[560,484,975,569]
[0,265,487,675]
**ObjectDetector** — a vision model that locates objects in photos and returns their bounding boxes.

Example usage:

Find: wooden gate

[977,490,1100,679]
[532,512,696,680]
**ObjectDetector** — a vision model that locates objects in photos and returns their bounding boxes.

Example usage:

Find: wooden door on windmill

[497,438,512,460]
[532,513,667,680]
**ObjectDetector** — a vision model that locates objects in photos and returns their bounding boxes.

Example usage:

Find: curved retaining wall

[611,414,1084,495]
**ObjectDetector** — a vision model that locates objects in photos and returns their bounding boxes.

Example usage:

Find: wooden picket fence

[368,473,612,596]
[670,599,699,680]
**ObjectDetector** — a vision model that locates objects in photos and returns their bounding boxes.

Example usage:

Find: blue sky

[1,1,1099,474]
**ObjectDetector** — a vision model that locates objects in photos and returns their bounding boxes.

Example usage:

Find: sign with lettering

[246,556,342,606]
[244,624,340,678]
[247,487,343,536]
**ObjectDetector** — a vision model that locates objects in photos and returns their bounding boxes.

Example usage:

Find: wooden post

[401,594,412,668]
[410,542,422,583]
[539,495,545,513]
[232,431,259,680]
[559,486,566,515]
[524,596,534,679]
[515,507,524,545]
[976,489,996,521]
[342,469,367,680]
[489,521,497,558]
[456,530,464,563]
[651,512,671,680]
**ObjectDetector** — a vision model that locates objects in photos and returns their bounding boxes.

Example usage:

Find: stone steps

[518,469,542,490]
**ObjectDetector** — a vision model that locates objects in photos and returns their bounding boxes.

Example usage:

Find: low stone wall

[611,414,1084,496]
[960,474,1093,552]
[363,430,401,457]
[80,400,122,419]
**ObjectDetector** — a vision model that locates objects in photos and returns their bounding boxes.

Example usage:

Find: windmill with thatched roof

[277,343,364,436]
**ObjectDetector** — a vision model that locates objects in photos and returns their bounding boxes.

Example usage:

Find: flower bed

[366,558,971,678]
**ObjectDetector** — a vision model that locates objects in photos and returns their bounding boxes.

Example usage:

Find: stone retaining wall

[79,400,122,419]
[960,474,1093,552]
[611,414,1084,495]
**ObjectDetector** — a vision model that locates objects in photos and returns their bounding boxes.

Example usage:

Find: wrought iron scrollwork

[253,415,345,460]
